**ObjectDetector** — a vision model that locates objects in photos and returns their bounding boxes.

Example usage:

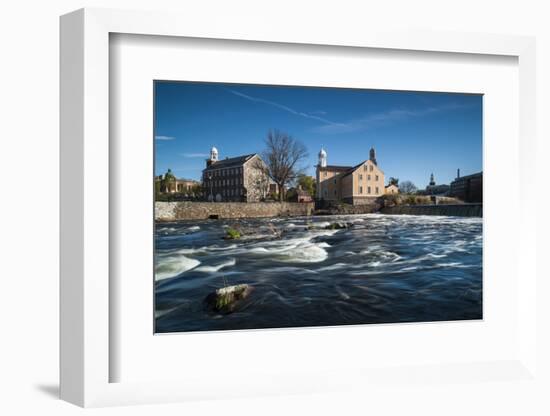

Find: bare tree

[257,130,308,201]
[252,173,270,201]
[399,180,417,194]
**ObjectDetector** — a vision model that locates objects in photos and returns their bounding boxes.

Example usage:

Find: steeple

[318,146,327,168]
[369,147,377,165]
[429,173,436,186]
[210,146,218,162]
[206,146,219,167]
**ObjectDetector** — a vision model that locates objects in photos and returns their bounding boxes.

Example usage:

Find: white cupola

[318,147,327,167]
[210,146,219,162]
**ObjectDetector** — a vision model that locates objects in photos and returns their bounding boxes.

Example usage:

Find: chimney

[457,168,460,178]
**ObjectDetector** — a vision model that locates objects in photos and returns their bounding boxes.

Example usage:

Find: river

[155,214,482,333]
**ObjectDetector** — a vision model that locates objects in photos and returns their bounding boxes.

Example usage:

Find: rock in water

[204,284,253,314]
[325,222,353,230]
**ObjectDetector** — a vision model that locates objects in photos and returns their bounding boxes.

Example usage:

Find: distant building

[424,173,450,195]
[156,169,201,194]
[290,185,313,203]
[202,146,271,202]
[449,169,483,203]
[316,146,386,205]
[385,184,399,194]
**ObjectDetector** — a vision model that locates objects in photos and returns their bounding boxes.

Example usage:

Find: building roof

[451,171,483,182]
[175,178,200,183]
[318,165,353,172]
[385,183,398,188]
[340,161,367,178]
[203,153,257,171]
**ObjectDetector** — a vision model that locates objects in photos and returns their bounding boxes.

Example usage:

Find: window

[324,190,328,196]
[375,187,379,194]
[323,171,327,177]
[359,174,363,180]
[375,175,379,181]
[367,186,371,194]
[359,186,363,194]
[334,190,337,195]
[364,165,368,171]
[367,174,371,181]
[369,165,373,172]
[333,179,337,184]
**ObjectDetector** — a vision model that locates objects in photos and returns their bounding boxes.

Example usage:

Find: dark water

[155,214,482,333]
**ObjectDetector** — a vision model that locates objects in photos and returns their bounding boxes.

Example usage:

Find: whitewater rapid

[154,214,483,332]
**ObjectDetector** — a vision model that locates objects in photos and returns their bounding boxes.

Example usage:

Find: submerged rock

[324,222,353,230]
[204,284,253,314]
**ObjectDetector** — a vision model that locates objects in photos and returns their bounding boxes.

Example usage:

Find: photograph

[153,81,483,333]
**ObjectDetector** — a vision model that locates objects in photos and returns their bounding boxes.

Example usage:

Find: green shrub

[225,228,241,239]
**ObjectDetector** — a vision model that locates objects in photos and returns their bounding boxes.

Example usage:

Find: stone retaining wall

[380,204,482,217]
[156,201,315,221]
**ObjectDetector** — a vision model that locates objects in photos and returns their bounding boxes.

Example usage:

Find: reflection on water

[155,214,482,333]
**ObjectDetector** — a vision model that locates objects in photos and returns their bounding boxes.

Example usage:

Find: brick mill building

[449,169,483,203]
[316,146,392,205]
[201,146,271,202]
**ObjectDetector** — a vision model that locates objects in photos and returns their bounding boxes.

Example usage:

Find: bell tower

[206,146,219,167]
[318,147,327,168]
[369,147,377,165]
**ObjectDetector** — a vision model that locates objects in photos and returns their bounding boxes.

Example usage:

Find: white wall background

[0,0,548,415]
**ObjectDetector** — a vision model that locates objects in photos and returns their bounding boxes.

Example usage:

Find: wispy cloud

[180,153,209,158]
[314,102,469,134]
[155,135,175,141]
[227,89,344,127]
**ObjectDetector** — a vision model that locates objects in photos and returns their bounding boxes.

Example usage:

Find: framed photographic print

[153,81,483,333]
[60,8,539,408]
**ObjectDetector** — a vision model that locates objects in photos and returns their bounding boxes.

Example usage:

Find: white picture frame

[60,8,538,408]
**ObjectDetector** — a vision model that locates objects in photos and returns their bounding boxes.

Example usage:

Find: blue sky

[155,81,482,187]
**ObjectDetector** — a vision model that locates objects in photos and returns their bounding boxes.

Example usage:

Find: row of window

[206,178,242,187]
[321,164,375,179]
[210,188,244,197]
[358,174,379,181]
[359,186,380,195]
[221,188,243,197]
[324,173,379,183]
[176,184,193,191]
[323,186,380,196]
[206,167,243,178]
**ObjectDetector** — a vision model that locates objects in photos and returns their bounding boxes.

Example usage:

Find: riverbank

[381,203,482,217]
[155,201,314,221]
[156,201,482,220]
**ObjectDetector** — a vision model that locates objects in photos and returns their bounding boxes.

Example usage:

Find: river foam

[155,255,201,281]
